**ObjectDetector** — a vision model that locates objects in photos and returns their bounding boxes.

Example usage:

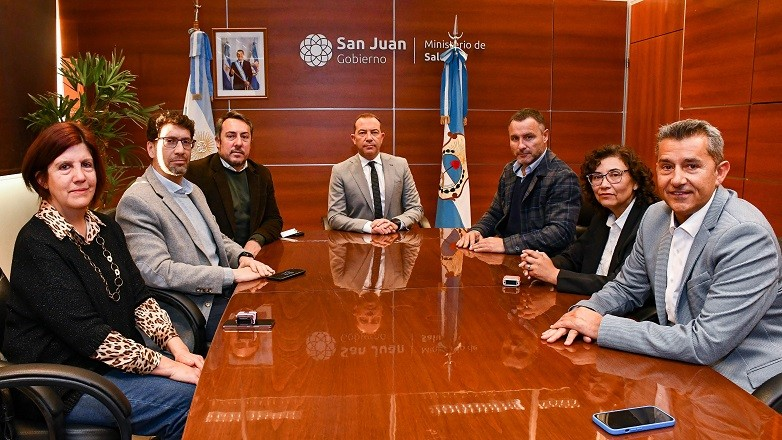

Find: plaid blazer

[471,149,580,255]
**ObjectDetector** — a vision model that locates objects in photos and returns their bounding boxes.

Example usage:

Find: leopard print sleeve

[134,297,179,349]
[91,331,161,375]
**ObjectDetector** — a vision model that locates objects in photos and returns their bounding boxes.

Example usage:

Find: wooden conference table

[183,229,782,439]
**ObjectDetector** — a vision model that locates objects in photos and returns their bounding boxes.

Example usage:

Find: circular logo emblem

[300,34,333,67]
[306,331,336,360]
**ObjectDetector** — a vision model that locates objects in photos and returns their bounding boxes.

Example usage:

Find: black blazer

[186,153,283,246]
[551,200,650,295]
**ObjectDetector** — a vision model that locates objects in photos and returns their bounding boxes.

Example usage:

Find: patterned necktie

[369,161,383,219]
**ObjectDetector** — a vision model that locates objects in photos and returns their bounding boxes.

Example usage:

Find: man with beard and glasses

[117,110,275,340]
[186,111,283,257]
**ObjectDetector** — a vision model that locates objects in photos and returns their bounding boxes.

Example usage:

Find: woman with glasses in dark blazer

[520,145,658,295]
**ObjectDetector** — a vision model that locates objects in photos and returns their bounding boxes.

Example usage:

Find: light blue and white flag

[222,40,233,91]
[183,30,217,161]
[250,41,261,91]
[435,46,471,228]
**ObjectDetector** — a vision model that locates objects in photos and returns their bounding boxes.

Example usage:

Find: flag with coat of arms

[435,44,471,228]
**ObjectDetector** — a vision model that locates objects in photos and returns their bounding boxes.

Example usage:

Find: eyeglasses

[155,137,194,150]
[586,169,629,186]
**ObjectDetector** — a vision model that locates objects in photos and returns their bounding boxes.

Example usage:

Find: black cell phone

[222,318,275,331]
[592,406,675,435]
[266,268,305,281]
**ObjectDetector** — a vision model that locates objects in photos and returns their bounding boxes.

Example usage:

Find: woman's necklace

[72,234,123,302]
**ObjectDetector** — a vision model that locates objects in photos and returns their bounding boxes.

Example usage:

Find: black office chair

[0,269,133,440]
[753,372,782,414]
[146,287,208,356]
[98,207,208,356]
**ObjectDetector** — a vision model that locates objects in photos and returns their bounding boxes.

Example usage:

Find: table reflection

[183,229,781,439]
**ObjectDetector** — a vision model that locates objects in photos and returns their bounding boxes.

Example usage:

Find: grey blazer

[577,186,782,392]
[327,152,424,232]
[116,167,244,320]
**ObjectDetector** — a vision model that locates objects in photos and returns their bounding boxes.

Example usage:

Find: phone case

[592,406,675,435]
[267,268,305,281]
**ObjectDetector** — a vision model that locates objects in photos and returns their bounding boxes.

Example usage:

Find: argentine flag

[184,30,217,161]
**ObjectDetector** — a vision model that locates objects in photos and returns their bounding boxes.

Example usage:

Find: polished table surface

[183,229,782,439]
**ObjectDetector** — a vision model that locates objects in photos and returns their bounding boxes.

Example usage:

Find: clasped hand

[370,218,398,235]
[541,307,602,346]
[234,256,275,282]
[455,230,505,253]
[520,249,559,285]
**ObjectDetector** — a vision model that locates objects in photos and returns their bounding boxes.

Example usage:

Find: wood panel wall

[628,0,782,233]
[0,0,57,175]
[29,1,628,230]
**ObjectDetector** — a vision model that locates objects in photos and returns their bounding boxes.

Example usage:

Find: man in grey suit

[327,113,424,234]
[116,111,274,339]
[543,119,782,393]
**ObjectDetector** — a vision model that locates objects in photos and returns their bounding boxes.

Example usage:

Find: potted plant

[25,50,161,206]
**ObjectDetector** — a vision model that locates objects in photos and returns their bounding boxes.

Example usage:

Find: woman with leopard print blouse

[3,122,198,439]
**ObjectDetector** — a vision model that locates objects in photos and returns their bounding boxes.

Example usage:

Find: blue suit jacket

[471,149,581,255]
[578,186,782,392]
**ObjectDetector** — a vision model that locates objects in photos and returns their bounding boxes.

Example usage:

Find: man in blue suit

[543,119,782,393]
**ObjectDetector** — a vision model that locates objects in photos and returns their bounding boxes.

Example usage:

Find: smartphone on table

[592,405,675,435]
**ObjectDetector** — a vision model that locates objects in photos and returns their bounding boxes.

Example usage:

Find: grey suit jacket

[577,186,782,392]
[116,166,244,320]
[327,152,424,232]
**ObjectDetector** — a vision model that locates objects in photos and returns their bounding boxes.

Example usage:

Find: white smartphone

[592,405,675,435]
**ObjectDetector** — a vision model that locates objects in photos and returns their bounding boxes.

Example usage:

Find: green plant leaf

[26,49,164,207]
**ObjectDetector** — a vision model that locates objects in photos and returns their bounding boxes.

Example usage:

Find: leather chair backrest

[0,174,40,277]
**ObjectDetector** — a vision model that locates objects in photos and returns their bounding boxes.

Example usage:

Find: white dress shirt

[596,198,636,276]
[665,190,716,323]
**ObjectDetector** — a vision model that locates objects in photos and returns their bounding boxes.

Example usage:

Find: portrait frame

[214,28,268,98]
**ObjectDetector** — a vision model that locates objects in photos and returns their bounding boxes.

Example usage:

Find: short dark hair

[21,122,106,207]
[146,110,195,141]
[216,110,254,137]
[656,119,724,164]
[509,108,546,130]
[354,113,381,132]
[580,144,658,210]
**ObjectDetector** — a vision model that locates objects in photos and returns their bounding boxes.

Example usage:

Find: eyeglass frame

[586,169,630,187]
[155,137,195,150]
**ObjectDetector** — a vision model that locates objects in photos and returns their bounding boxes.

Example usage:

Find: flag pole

[190,0,201,33]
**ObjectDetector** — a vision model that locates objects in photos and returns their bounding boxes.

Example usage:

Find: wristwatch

[391,218,405,230]
[239,251,254,260]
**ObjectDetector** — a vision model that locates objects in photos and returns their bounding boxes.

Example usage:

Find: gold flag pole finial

[189,0,202,34]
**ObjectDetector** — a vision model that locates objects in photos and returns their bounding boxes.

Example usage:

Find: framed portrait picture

[214,28,268,98]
